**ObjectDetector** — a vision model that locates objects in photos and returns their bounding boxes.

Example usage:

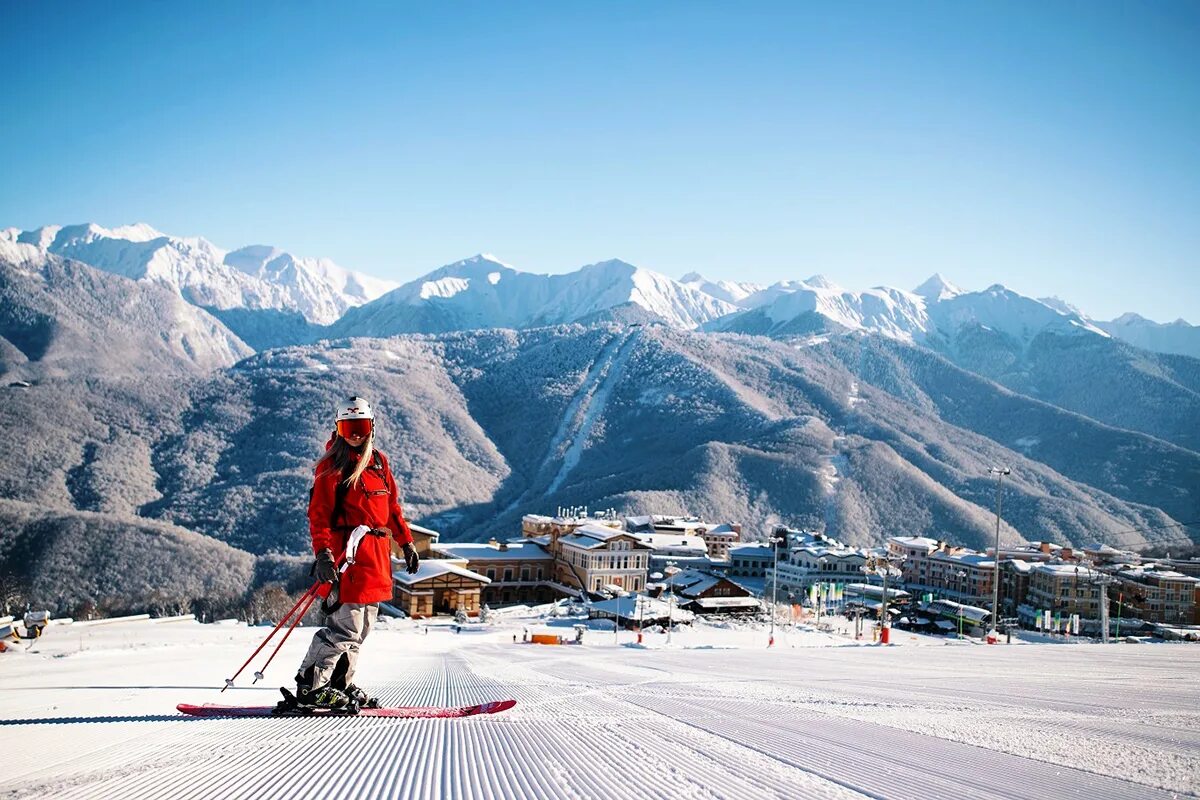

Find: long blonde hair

[317,432,376,488]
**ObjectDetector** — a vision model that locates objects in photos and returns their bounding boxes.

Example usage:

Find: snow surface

[2,614,1195,799]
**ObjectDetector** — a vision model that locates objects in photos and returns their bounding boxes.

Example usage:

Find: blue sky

[2,1,1197,321]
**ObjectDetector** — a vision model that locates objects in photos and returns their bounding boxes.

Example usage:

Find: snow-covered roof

[930,550,995,568]
[576,522,630,539]
[890,536,941,550]
[1007,559,1034,574]
[560,524,650,551]
[436,541,553,561]
[926,599,991,622]
[408,522,440,540]
[845,583,910,599]
[729,543,776,559]
[589,595,695,623]
[1033,563,1094,577]
[792,544,862,560]
[1116,565,1200,584]
[690,596,760,610]
[392,559,491,585]
[630,532,709,553]
[665,570,722,595]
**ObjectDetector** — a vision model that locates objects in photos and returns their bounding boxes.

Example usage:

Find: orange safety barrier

[530,634,561,645]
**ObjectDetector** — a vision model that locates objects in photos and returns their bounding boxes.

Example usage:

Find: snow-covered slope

[1,618,1194,800]
[0,251,252,375]
[0,229,45,270]
[1097,312,1200,359]
[332,256,740,337]
[10,223,396,325]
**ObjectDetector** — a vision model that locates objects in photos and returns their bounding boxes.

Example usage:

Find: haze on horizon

[2,2,1197,322]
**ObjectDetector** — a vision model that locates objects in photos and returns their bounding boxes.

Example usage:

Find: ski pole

[252,587,321,684]
[250,544,358,684]
[222,581,319,692]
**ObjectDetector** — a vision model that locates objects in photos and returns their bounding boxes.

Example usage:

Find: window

[521,566,530,581]
[504,568,513,582]
[486,568,496,581]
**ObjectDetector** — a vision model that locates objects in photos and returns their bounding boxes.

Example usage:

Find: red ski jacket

[308,445,414,605]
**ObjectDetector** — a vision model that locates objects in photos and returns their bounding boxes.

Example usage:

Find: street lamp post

[817,557,829,625]
[664,561,679,646]
[614,591,621,646]
[956,570,967,638]
[769,536,784,647]
[638,590,644,644]
[988,466,1010,643]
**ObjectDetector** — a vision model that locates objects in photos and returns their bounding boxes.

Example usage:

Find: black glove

[314,548,338,583]
[402,542,420,575]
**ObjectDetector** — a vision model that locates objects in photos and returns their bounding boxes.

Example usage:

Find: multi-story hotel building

[624,515,742,561]
[433,539,557,606]
[888,536,996,607]
[1112,565,1200,625]
[1023,563,1109,622]
[553,523,653,594]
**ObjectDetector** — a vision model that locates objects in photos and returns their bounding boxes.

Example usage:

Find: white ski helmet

[336,396,374,421]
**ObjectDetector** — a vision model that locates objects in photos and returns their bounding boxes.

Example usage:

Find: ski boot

[275,685,359,715]
[299,684,357,712]
[342,683,380,709]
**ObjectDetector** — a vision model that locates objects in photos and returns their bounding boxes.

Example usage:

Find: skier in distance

[293,396,420,709]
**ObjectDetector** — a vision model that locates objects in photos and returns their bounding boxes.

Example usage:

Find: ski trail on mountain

[545,330,639,495]
[493,330,638,517]
[822,355,867,537]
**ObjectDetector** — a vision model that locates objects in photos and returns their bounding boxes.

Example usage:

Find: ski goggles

[336,418,373,439]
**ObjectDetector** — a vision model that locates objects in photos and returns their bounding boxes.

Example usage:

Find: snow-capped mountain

[704,275,931,340]
[1096,312,1200,359]
[679,272,763,305]
[913,273,965,303]
[703,273,1108,349]
[332,256,740,337]
[6,223,396,325]
[925,283,1109,347]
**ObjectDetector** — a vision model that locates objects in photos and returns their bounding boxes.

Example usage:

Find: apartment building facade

[1112,566,1200,625]
[888,536,996,607]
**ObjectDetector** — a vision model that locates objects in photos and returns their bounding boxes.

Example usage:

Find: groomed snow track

[1,624,1197,799]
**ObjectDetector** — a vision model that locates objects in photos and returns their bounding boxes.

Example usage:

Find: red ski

[177,699,516,718]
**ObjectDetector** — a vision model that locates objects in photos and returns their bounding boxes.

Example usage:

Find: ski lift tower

[862,553,906,644]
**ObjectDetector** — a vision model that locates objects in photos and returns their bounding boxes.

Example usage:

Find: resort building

[432,539,557,606]
[1112,565,1200,625]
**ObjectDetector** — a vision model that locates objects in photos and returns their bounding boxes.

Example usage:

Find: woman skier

[294,396,421,709]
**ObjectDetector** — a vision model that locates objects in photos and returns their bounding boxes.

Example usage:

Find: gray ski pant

[297,602,378,690]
